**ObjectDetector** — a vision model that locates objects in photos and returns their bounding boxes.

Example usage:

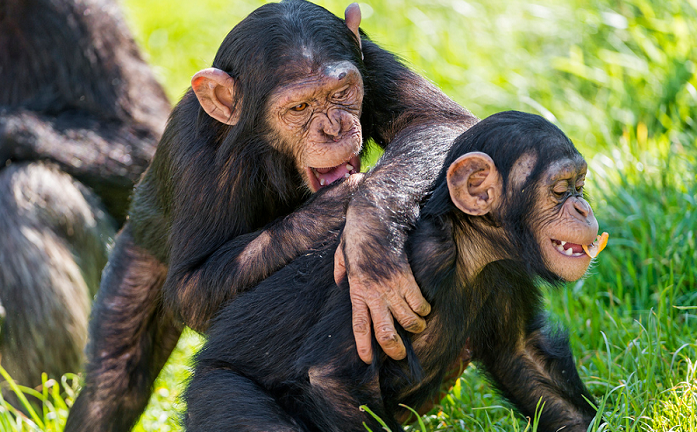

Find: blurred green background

[3,0,696,430]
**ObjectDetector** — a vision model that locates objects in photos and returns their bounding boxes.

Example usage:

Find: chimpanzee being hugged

[65,1,475,430]
[185,111,601,432]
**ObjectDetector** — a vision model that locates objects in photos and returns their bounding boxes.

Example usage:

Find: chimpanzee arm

[475,315,598,431]
[338,39,477,362]
[164,175,361,333]
[0,108,157,222]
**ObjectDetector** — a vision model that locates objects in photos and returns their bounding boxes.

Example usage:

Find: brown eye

[290,103,309,112]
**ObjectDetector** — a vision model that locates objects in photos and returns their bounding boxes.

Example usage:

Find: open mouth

[551,239,587,257]
[552,232,609,259]
[306,154,361,192]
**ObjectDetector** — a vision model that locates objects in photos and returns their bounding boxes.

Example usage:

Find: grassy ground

[2,0,696,430]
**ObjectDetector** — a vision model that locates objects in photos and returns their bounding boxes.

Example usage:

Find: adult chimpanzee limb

[185,112,600,432]
[0,0,169,392]
[0,0,169,222]
[65,2,475,430]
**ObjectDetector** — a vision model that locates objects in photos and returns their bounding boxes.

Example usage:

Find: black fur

[65,1,475,431]
[185,112,598,432]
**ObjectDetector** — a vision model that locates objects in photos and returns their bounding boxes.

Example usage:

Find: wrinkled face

[267,60,363,192]
[531,156,599,281]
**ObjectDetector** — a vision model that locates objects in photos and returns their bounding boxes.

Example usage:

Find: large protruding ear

[344,3,363,55]
[447,152,502,216]
[191,68,241,125]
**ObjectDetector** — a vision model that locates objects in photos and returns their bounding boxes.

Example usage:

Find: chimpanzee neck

[407,216,540,368]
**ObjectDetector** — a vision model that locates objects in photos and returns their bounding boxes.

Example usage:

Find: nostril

[573,199,590,217]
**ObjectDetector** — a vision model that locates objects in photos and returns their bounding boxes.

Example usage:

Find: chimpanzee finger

[366,296,406,361]
[350,293,374,364]
[334,240,347,286]
[389,296,427,334]
[400,269,431,317]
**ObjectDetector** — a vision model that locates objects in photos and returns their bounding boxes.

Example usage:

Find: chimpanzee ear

[447,152,502,216]
[344,3,363,55]
[191,68,241,125]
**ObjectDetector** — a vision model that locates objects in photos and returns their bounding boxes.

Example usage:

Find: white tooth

[564,248,573,256]
[344,173,350,178]
[556,244,565,253]
[561,241,567,246]
[320,178,326,186]
[313,169,321,179]
[346,163,354,171]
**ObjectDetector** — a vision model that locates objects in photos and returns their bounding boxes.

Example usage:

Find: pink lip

[306,154,361,192]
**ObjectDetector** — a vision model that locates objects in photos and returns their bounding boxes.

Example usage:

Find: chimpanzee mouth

[307,154,361,192]
[551,239,587,258]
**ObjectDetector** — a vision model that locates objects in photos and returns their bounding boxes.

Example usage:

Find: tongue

[313,155,361,189]
[565,243,584,254]
[316,164,351,187]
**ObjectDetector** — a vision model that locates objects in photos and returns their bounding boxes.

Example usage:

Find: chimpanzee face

[267,60,364,192]
[529,155,598,281]
[446,150,599,283]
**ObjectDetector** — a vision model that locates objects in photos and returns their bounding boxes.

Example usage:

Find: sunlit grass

[2,0,696,430]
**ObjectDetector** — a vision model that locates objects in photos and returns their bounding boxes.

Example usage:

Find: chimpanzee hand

[334,206,431,363]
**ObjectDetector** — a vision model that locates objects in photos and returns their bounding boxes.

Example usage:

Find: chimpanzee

[184,111,601,432]
[64,1,476,430]
[0,0,169,393]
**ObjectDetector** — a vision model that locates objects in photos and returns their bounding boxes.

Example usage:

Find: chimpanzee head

[190,0,365,192]
[426,111,601,283]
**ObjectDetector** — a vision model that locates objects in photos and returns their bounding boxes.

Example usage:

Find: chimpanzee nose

[322,112,342,139]
[572,198,591,218]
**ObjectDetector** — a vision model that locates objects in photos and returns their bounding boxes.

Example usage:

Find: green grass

[2,0,696,430]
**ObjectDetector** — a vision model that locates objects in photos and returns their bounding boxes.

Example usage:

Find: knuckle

[376,328,399,346]
[353,318,370,335]
[357,345,371,357]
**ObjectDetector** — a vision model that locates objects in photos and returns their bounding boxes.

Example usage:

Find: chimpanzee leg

[65,225,181,432]
[185,368,304,432]
[301,365,403,432]
[0,162,115,393]
[479,315,597,432]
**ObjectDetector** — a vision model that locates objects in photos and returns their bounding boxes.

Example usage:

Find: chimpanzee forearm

[0,109,157,222]
[346,40,476,278]
[164,179,357,332]
[356,42,473,238]
[477,317,597,432]
[335,39,478,363]
[346,122,467,278]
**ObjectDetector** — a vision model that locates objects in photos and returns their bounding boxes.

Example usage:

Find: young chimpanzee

[65,1,475,431]
[185,111,601,432]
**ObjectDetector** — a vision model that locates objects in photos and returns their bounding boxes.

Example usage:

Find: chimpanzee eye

[552,181,569,197]
[333,88,349,100]
[290,103,309,112]
[575,178,585,194]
